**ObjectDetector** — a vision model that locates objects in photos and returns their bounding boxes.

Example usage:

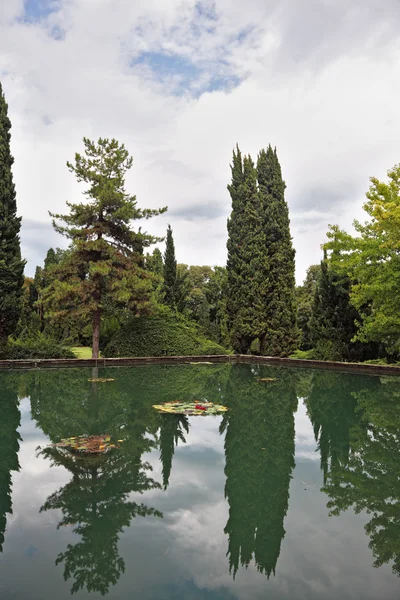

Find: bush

[0,333,75,360]
[103,308,229,358]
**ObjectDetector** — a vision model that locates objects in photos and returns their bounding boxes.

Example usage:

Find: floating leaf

[51,434,119,455]
[153,401,228,416]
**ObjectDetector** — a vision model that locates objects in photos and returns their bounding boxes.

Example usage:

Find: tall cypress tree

[256,146,297,356]
[227,151,266,353]
[226,144,297,355]
[163,224,177,307]
[0,82,25,342]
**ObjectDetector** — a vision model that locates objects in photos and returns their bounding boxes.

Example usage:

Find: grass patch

[71,346,94,359]
[288,349,316,360]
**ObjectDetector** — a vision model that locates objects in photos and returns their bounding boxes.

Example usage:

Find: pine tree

[43,137,166,358]
[163,225,177,307]
[0,82,25,342]
[226,144,297,355]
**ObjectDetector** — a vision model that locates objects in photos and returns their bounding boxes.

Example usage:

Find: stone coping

[0,354,400,375]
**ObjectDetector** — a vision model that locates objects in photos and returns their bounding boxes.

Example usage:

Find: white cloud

[1,0,400,281]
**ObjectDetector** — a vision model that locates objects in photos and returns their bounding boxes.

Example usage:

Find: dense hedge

[104,309,229,358]
[0,335,75,360]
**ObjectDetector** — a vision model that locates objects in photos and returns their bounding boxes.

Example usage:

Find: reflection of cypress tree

[322,376,400,577]
[304,372,368,482]
[32,371,163,595]
[221,364,297,579]
[159,414,189,489]
[0,374,21,552]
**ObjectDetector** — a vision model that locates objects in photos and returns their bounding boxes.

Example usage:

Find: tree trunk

[92,310,101,359]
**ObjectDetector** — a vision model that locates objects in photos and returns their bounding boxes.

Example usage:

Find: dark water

[0,363,399,600]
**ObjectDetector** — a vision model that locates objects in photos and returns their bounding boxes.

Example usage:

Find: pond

[0,363,399,599]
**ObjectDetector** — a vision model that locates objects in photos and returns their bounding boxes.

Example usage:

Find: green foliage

[295,264,321,350]
[145,248,165,303]
[172,264,228,345]
[0,333,75,359]
[148,247,163,275]
[226,145,297,356]
[43,138,167,358]
[325,163,400,356]
[309,256,368,361]
[163,225,177,307]
[0,82,25,341]
[103,307,229,357]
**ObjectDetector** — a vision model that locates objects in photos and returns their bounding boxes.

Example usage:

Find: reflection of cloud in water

[295,399,319,460]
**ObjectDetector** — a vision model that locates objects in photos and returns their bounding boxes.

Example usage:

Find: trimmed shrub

[104,309,229,357]
[0,334,75,360]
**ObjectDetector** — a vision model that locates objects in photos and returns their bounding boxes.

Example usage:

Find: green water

[0,363,399,599]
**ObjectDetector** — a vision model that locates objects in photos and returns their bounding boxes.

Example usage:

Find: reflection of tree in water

[0,373,21,553]
[157,362,232,489]
[40,447,161,595]
[305,371,400,577]
[221,364,297,579]
[29,368,163,595]
[319,375,400,577]
[159,414,189,489]
[304,371,369,482]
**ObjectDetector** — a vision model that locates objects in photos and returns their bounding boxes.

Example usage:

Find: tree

[226,150,265,353]
[226,145,297,355]
[256,146,297,355]
[0,82,25,343]
[146,247,163,276]
[43,138,166,358]
[309,253,368,361]
[163,225,177,307]
[295,264,321,350]
[325,163,400,357]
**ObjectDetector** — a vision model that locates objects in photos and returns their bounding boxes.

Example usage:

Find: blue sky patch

[133,52,241,97]
[22,0,59,23]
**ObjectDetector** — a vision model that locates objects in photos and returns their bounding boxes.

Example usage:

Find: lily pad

[51,434,121,454]
[153,401,228,416]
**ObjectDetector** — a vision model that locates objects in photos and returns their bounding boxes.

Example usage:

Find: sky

[1,0,400,282]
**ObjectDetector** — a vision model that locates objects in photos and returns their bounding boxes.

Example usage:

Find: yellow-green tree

[325,163,400,356]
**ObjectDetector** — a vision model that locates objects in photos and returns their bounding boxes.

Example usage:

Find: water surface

[0,363,399,599]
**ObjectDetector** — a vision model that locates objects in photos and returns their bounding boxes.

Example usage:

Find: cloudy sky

[1,0,400,282]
